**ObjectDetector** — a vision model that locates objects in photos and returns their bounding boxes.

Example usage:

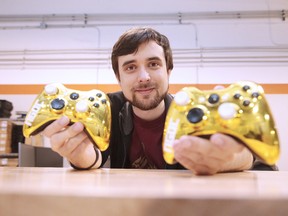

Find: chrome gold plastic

[163,81,280,165]
[23,83,111,151]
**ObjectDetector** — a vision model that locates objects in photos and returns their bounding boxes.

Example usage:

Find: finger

[59,131,89,157]
[173,137,223,172]
[174,135,221,157]
[50,122,85,151]
[210,133,244,153]
[177,153,218,175]
[69,136,92,159]
[174,148,221,175]
[42,116,70,137]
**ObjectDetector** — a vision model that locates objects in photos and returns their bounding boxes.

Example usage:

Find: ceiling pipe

[0,48,288,68]
[0,10,286,30]
[0,10,286,22]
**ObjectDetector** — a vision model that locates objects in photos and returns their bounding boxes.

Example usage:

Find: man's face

[117,41,171,111]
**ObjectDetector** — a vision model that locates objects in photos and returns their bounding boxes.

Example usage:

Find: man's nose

[138,67,151,82]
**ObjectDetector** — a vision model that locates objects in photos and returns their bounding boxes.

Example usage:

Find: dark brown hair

[111,27,173,80]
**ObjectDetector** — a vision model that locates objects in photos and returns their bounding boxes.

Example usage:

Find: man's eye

[125,65,136,72]
[149,62,160,68]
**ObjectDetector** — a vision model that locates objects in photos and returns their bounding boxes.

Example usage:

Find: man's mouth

[135,87,154,95]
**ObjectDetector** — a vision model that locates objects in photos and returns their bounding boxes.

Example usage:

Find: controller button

[218,103,237,120]
[221,93,229,101]
[252,92,260,98]
[233,93,241,99]
[45,84,58,95]
[243,100,250,107]
[208,94,220,104]
[51,98,65,110]
[70,92,79,100]
[88,97,95,102]
[198,96,206,104]
[243,85,251,91]
[76,101,89,113]
[96,93,102,98]
[174,91,190,106]
[93,103,100,108]
[101,99,107,104]
[187,108,204,124]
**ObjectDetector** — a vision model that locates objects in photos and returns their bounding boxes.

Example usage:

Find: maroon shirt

[129,111,166,169]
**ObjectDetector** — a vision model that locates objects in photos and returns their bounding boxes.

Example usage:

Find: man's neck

[132,100,165,121]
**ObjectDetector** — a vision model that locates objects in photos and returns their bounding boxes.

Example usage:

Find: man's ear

[167,69,172,76]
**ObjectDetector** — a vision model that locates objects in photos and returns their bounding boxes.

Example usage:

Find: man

[43,27,255,175]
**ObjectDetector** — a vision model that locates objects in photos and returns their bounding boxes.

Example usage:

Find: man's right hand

[42,116,101,169]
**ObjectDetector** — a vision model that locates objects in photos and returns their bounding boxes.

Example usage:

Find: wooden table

[0,167,287,216]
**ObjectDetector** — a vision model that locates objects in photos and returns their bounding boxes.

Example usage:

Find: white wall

[0,0,287,170]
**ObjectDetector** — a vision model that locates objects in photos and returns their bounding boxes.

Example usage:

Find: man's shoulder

[165,93,174,103]
[108,91,125,100]
[107,91,126,108]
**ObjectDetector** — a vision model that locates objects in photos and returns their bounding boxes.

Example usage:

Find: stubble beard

[129,85,169,111]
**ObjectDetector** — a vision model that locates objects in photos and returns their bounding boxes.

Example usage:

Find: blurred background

[0,0,287,169]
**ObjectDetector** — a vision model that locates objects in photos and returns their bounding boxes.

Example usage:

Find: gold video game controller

[163,81,280,165]
[23,83,111,151]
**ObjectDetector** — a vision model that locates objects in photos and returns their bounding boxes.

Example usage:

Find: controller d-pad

[187,108,204,124]
[51,98,65,110]
[208,94,220,104]
[70,92,79,100]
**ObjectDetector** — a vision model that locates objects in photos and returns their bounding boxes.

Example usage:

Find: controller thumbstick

[51,98,65,110]
[76,100,89,113]
[218,103,237,120]
[174,91,190,106]
[187,108,204,124]
[45,84,58,95]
